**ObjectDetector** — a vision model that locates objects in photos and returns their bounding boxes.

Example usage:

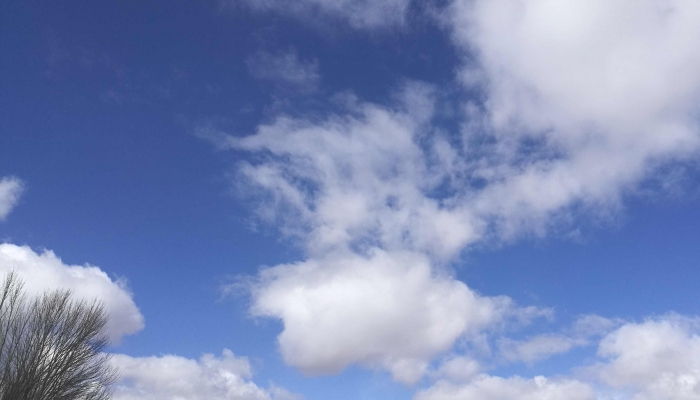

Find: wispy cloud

[0,177,24,220]
[237,0,412,30]
[497,315,620,364]
[246,50,320,94]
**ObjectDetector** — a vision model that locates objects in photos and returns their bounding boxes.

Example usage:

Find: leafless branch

[0,272,117,400]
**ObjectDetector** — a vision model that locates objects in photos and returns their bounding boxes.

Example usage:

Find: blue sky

[2,1,700,399]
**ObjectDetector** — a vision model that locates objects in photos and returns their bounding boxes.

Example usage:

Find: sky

[2,0,700,399]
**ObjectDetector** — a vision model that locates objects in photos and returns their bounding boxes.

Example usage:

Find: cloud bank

[0,176,24,220]
[0,243,144,342]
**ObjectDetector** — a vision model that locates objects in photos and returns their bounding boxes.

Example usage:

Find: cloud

[414,375,596,400]
[595,315,700,400]
[212,0,700,387]
[0,176,24,220]
[237,0,412,30]
[214,84,550,382]
[496,315,619,364]
[229,82,477,259]
[112,349,301,400]
[418,314,700,400]
[206,82,597,383]
[249,249,514,384]
[497,334,585,365]
[0,243,144,343]
[432,356,482,383]
[226,0,700,254]
[246,50,320,93]
[446,0,700,235]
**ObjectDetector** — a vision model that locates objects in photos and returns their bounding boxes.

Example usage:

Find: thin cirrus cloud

[237,0,412,30]
[0,243,144,343]
[111,349,301,400]
[0,176,24,221]
[246,50,321,94]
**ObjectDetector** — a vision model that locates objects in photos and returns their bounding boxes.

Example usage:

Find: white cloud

[246,50,320,93]
[573,314,620,337]
[498,334,584,365]
[0,243,144,343]
[496,315,618,364]
[226,0,700,254]
[0,176,24,220]
[432,356,482,383]
[249,249,513,384]
[213,0,700,386]
[238,0,412,30]
[414,375,596,400]
[204,82,583,383]
[595,315,700,400]
[447,0,700,235]
[228,83,477,259]
[417,315,700,400]
[112,349,300,400]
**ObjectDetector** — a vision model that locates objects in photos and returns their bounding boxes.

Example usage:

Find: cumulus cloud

[213,77,638,383]
[246,50,320,93]
[595,315,700,400]
[211,84,552,382]
[0,176,24,220]
[210,0,700,387]
[250,249,512,384]
[228,1,700,247]
[238,0,412,30]
[0,243,144,343]
[112,349,300,400]
[447,0,700,234]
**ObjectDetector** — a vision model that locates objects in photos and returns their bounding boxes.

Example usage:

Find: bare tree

[0,272,117,400]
